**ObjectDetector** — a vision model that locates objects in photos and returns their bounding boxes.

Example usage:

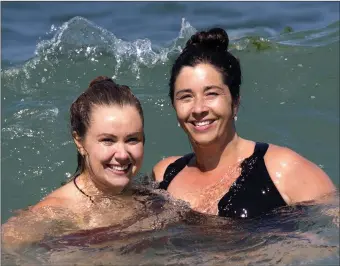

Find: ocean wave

[3,17,338,69]
[1,17,338,95]
[274,20,340,47]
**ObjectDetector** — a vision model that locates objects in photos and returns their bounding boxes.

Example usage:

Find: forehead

[88,104,143,134]
[175,63,224,89]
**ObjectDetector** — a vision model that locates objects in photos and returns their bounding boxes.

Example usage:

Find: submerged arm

[2,198,79,250]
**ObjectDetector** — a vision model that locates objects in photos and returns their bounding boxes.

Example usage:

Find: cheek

[210,99,233,115]
[130,144,144,164]
[174,104,189,120]
[89,145,112,161]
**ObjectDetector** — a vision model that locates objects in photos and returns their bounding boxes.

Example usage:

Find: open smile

[190,120,215,131]
[106,163,132,175]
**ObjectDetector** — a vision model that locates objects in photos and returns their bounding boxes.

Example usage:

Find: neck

[75,172,127,202]
[191,130,242,172]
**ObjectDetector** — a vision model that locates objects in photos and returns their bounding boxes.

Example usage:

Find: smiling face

[173,63,238,146]
[74,104,144,193]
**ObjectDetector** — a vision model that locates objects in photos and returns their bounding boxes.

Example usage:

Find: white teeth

[194,120,212,127]
[110,164,129,171]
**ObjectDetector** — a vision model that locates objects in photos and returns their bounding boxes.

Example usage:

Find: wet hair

[70,76,144,176]
[169,28,241,105]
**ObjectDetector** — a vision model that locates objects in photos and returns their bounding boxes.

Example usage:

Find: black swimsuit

[159,142,287,219]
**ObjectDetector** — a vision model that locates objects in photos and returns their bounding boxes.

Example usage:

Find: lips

[106,163,132,175]
[190,119,215,131]
[192,120,214,127]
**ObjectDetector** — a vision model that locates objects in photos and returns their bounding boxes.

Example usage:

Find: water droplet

[65,172,72,178]
[280,162,287,168]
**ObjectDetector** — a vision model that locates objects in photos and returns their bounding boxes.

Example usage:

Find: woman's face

[75,104,144,193]
[173,63,237,146]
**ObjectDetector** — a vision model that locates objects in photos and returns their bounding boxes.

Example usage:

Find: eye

[101,138,114,145]
[205,92,220,100]
[178,94,193,101]
[127,137,140,144]
[206,92,219,97]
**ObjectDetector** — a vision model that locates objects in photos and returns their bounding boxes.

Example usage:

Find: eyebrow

[97,132,143,138]
[204,85,225,92]
[126,132,143,138]
[175,88,192,96]
[175,85,225,96]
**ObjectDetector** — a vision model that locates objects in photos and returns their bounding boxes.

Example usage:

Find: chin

[188,131,216,142]
[191,137,217,147]
[109,177,130,188]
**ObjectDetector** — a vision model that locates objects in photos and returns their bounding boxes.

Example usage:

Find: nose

[192,96,208,117]
[114,143,130,163]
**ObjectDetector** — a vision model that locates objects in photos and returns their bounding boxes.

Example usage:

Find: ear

[72,131,86,156]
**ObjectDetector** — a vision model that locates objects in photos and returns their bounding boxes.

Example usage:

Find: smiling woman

[153,28,336,219]
[2,76,146,247]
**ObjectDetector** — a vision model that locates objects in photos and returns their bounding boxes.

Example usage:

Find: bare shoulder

[266,144,307,166]
[152,156,181,182]
[31,196,68,211]
[265,144,336,203]
[31,182,76,211]
[266,144,328,175]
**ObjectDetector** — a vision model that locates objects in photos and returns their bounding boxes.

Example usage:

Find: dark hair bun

[185,27,229,52]
[89,76,116,87]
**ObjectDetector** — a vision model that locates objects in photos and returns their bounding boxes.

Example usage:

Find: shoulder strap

[253,142,269,158]
[158,153,194,190]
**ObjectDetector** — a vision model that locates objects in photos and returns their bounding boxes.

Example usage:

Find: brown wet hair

[70,76,144,176]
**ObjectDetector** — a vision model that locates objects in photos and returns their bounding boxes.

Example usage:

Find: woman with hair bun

[153,28,335,219]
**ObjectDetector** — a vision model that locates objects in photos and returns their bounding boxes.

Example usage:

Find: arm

[2,197,71,248]
[266,145,336,204]
[152,156,181,182]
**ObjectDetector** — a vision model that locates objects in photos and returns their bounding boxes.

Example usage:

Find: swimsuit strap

[253,142,269,158]
[159,143,269,191]
[158,153,194,190]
